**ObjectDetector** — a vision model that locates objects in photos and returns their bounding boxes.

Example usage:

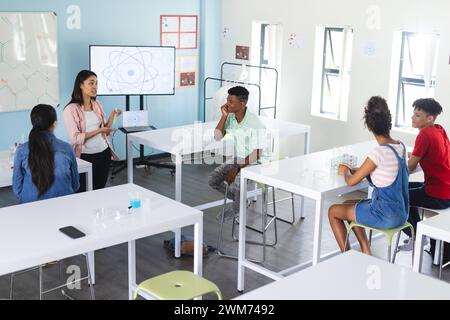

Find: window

[392,32,439,128]
[311,26,353,121]
[248,22,282,118]
[259,23,270,65]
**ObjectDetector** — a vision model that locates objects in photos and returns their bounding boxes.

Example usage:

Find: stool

[344,221,414,264]
[134,271,222,300]
[217,182,276,262]
[9,253,95,300]
[258,153,302,224]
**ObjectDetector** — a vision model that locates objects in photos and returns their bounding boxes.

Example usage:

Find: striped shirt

[367,143,405,187]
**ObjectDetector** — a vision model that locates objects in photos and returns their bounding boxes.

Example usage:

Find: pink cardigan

[63,100,119,160]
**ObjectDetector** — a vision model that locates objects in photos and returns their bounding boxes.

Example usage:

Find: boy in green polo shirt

[208,86,268,219]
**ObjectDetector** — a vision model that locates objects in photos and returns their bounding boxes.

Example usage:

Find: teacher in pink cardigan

[63,70,122,191]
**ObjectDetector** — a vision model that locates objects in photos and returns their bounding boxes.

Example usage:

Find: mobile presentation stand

[111,95,175,178]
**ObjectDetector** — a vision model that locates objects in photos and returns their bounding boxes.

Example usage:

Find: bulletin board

[160,15,198,49]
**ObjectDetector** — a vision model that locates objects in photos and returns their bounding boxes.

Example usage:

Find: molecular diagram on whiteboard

[103,47,159,93]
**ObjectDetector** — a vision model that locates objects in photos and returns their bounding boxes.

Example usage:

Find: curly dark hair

[363,96,392,136]
[413,98,443,117]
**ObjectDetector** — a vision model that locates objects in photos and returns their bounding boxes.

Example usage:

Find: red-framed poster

[160,15,198,49]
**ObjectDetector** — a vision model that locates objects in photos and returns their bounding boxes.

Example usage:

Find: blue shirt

[12,133,80,203]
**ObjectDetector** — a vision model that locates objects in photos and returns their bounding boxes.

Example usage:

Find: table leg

[128,240,136,300]
[304,130,310,154]
[86,168,93,192]
[413,229,425,273]
[173,153,182,258]
[85,168,95,284]
[312,198,324,265]
[87,251,95,285]
[127,138,134,183]
[299,195,305,219]
[238,176,248,292]
[434,240,441,266]
[175,153,182,202]
[194,219,203,277]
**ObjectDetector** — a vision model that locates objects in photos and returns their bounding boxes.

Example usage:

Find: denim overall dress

[355,143,409,229]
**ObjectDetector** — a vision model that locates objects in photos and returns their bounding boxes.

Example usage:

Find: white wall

[222,0,450,154]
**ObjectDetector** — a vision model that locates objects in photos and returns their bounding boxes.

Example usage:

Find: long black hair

[28,104,57,197]
[66,70,97,107]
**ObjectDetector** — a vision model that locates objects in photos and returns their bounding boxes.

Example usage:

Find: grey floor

[0,159,447,300]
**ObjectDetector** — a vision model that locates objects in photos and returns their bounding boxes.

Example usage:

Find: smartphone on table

[59,226,86,239]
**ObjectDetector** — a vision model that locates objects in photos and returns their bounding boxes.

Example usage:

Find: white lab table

[127,118,310,257]
[127,118,310,204]
[0,151,95,282]
[0,150,93,191]
[413,213,450,275]
[238,141,379,290]
[237,141,420,291]
[0,183,203,300]
[236,251,450,300]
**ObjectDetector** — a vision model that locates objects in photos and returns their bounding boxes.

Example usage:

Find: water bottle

[9,144,16,169]
[330,147,339,172]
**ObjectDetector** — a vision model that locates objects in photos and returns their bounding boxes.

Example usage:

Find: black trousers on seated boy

[404,182,450,237]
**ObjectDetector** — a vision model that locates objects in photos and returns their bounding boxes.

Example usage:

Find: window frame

[394,31,438,128]
[259,23,270,65]
[319,27,344,116]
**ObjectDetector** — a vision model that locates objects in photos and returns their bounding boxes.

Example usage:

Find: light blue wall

[199,0,222,121]
[0,0,221,159]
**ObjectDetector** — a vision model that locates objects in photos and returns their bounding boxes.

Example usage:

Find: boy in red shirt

[400,98,450,250]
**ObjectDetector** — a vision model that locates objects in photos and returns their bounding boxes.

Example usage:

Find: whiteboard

[0,12,59,112]
[89,46,176,95]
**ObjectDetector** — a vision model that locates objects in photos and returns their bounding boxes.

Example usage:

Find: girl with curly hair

[328,96,409,255]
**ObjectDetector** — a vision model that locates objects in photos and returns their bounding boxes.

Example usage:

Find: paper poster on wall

[176,55,197,88]
[161,16,179,32]
[179,55,197,71]
[160,15,198,49]
[288,33,301,48]
[362,40,378,57]
[180,16,197,32]
[223,27,231,40]
[180,72,196,87]
[180,33,196,49]
[162,33,179,48]
[235,45,250,60]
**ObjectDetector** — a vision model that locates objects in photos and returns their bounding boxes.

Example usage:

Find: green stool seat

[345,221,414,264]
[134,271,222,300]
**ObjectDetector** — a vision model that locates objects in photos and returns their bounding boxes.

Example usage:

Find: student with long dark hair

[328,96,409,255]
[63,70,122,191]
[13,104,79,203]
